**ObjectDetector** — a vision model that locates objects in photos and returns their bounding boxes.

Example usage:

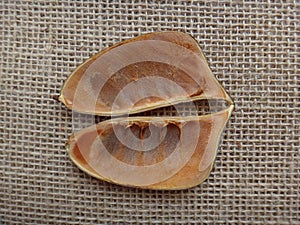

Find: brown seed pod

[67,107,233,190]
[59,31,232,115]
[59,31,234,190]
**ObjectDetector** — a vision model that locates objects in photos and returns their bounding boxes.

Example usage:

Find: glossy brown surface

[59,31,232,116]
[67,107,233,190]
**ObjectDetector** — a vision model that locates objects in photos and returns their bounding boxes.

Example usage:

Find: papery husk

[60,31,235,190]
[66,106,233,190]
[59,31,232,116]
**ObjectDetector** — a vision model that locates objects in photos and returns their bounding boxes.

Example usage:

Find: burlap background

[1,1,299,224]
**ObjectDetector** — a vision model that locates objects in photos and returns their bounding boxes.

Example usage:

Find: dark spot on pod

[190,88,203,97]
[52,94,60,102]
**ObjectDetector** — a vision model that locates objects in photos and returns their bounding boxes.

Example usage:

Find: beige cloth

[1,1,299,224]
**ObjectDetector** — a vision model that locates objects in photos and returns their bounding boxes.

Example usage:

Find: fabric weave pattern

[0,1,299,224]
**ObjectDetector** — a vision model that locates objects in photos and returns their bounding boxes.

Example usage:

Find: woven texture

[1,1,299,224]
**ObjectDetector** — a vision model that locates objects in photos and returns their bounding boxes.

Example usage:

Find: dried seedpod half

[67,106,233,190]
[59,31,233,116]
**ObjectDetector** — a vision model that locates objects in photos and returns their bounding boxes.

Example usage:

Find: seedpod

[67,106,233,190]
[59,31,233,116]
[59,31,234,190]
